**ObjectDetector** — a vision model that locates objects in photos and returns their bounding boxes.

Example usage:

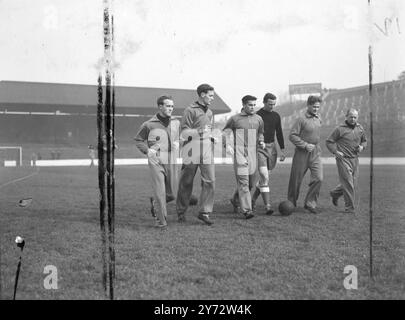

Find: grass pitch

[0,163,404,299]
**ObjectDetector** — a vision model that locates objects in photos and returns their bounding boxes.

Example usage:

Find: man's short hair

[242,95,257,105]
[197,84,214,96]
[346,108,359,116]
[263,93,277,103]
[307,95,322,105]
[157,95,173,106]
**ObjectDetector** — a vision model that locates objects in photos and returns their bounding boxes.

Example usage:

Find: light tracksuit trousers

[287,146,323,208]
[148,153,179,224]
[176,140,215,215]
[231,150,259,213]
[330,157,359,211]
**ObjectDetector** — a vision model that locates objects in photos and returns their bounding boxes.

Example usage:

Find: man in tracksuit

[252,92,286,215]
[223,95,265,219]
[326,108,367,214]
[134,95,180,228]
[176,84,216,225]
[287,95,323,214]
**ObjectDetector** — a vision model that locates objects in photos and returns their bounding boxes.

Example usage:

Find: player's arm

[276,114,286,160]
[134,123,150,155]
[208,112,218,143]
[134,123,158,158]
[358,127,367,152]
[258,117,265,149]
[289,118,309,150]
[171,119,181,150]
[180,108,199,144]
[222,117,235,155]
[326,128,343,158]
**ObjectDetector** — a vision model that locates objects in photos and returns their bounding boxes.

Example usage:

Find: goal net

[0,146,22,167]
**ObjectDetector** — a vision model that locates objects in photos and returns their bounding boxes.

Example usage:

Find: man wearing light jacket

[223,95,265,219]
[287,95,323,214]
[135,95,180,228]
[176,84,216,226]
[326,108,367,214]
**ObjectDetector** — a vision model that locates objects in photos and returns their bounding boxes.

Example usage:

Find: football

[278,200,295,216]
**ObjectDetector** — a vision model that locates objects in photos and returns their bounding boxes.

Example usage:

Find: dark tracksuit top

[256,108,285,171]
[256,108,285,149]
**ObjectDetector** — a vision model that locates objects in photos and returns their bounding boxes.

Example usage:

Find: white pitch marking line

[0,168,40,189]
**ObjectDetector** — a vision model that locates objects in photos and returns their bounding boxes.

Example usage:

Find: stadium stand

[0,81,231,163]
[1,80,404,162]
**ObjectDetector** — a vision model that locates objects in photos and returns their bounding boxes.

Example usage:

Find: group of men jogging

[135,83,367,228]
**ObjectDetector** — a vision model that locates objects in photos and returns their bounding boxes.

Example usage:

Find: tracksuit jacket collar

[305,111,320,119]
[193,101,209,112]
[240,110,255,116]
[342,121,360,129]
[150,114,171,126]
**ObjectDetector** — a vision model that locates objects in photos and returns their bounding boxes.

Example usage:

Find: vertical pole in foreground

[105,69,114,300]
[105,71,114,300]
[103,0,115,300]
[111,12,116,283]
[368,0,374,279]
[97,74,107,294]
[12,239,24,300]
[0,241,2,299]
[12,257,22,300]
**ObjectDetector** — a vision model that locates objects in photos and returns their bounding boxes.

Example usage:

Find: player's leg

[248,166,259,215]
[257,165,272,212]
[164,163,176,203]
[198,163,215,224]
[261,143,277,214]
[330,158,344,206]
[195,141,215,224]
[249,168,260,212]
[229,151,241,213]
[330,184,343,206]
[235,163,254,219]
[149,162,168,227]
[352,157,360,211]
[304,149,323,211]
[266,143,278,198]
[171,161,198,205]
[168,150,181,201]
[256,149,269,204]
[254,148,268,206]
[287,149,309,207]
[251,186,260,206]
[336,157,356,213]
[230,187,240,213]
[176,163,198,220]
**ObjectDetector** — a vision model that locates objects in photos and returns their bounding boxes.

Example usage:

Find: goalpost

[0,146,23,167]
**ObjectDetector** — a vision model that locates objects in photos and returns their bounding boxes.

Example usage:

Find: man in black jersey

[253,93,286,215]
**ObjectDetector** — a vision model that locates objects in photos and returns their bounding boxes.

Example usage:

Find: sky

[0,0,404,115]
